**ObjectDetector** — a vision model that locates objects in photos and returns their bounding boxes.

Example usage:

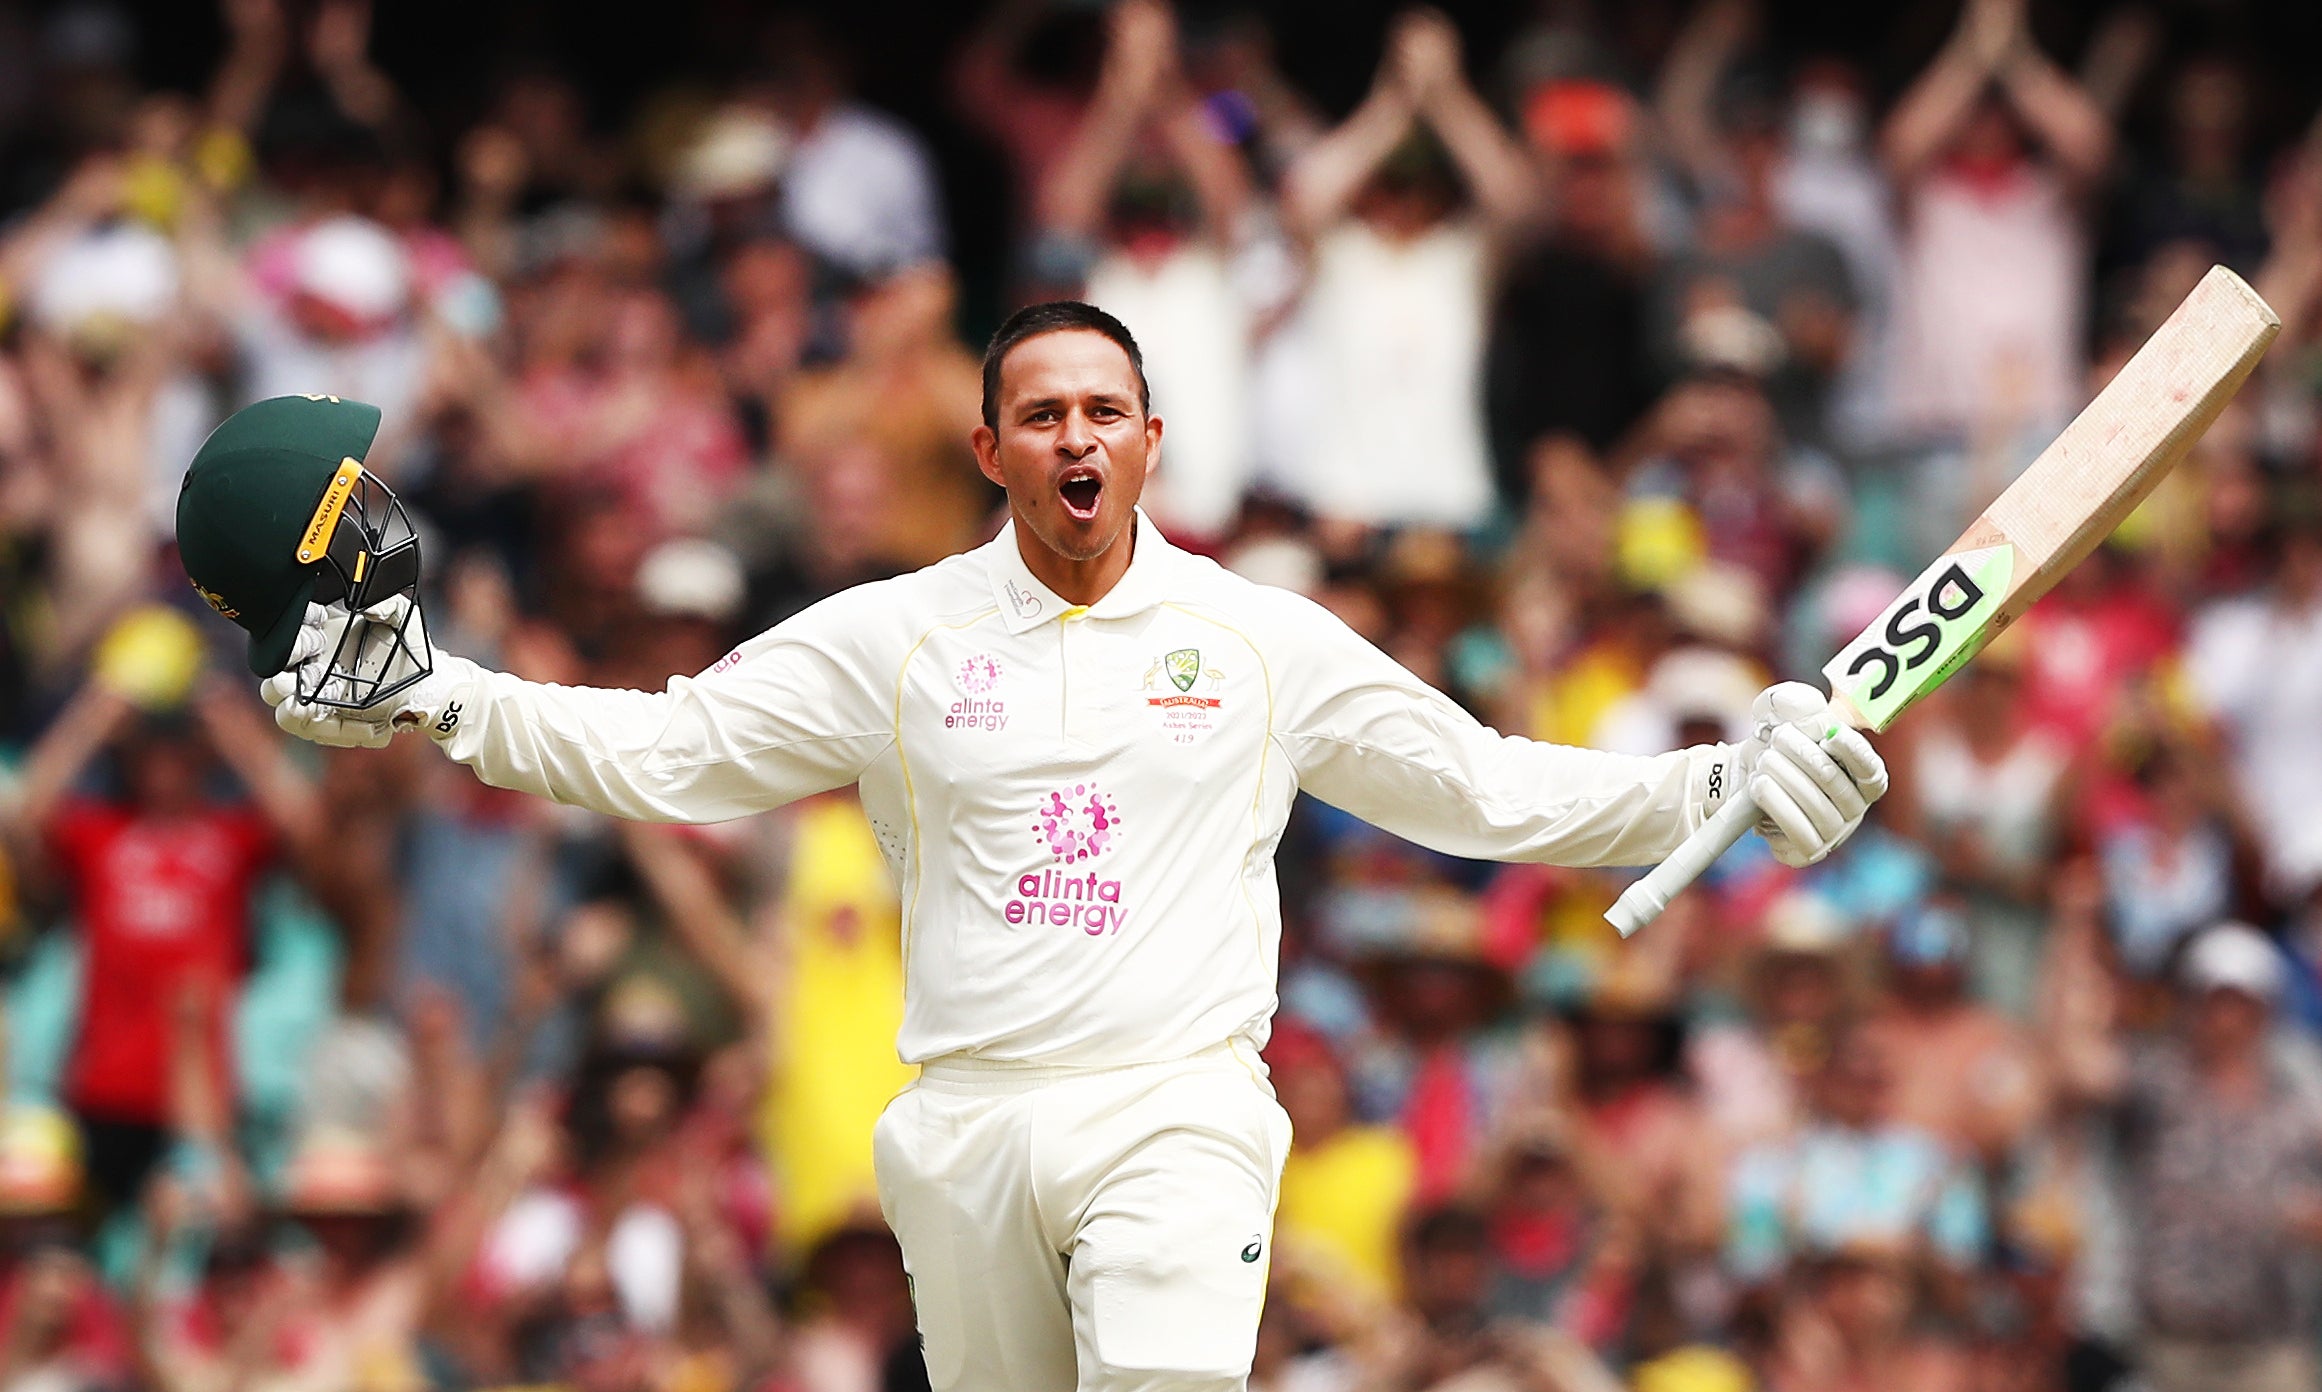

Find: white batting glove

[259,599,479,748]
[1725,681,1889,868]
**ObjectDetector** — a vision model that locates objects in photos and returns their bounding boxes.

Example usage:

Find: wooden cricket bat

[1606,264,2281,937]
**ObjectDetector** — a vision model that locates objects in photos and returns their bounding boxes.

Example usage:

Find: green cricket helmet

[174,394,431,707]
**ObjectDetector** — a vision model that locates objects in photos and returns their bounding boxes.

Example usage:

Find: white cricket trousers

[873,1040,1293,1392]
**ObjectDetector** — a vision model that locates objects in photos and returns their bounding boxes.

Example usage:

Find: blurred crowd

[3,0,2322,1389]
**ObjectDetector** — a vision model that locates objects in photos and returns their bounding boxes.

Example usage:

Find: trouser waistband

[913,1040,1254,1094]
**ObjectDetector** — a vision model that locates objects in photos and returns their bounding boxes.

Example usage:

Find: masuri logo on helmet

[174,395,433,710]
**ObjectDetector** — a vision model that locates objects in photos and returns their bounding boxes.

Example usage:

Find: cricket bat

[1606,264,2280,937]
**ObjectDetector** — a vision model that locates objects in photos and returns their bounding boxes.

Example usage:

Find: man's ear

[972,424,1004,488]
[1142,413,1163,481]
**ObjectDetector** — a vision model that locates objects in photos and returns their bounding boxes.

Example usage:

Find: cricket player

[242,303,1886,1391]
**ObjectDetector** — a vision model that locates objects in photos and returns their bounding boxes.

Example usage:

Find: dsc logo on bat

[1823,545,2015,729]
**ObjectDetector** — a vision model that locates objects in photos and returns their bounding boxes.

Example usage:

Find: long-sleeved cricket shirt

[429,515,1725,1067]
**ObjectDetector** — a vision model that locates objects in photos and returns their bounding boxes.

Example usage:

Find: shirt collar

[985,508,1181,635]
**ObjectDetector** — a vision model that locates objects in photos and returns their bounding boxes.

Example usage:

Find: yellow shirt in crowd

[1277,1124,1418,1305]
[761,795,918,1252]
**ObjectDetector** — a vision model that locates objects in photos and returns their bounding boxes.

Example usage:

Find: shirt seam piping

[1159,602,1276,972]
[892,607,1005,980]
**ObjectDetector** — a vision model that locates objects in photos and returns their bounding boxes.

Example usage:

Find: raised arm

[191,680,323,862]
[306,0,407,137]
[1654,0,1759,186]
[1994,31,2115,189]
[1157,81,1256,244]
[208,0,288,139]
[1036,0,1180,241]
[1280,44,1420,242]
[0,684,132,859]
[1395,9,1544,234]
[619,819,771,1014]
[1883,0,2020,182]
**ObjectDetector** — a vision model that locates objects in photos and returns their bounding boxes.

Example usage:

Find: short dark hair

[980,301,1149,429]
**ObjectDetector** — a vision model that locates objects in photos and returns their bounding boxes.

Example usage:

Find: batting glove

[259,599,479,748]
[1724,681,1889,868]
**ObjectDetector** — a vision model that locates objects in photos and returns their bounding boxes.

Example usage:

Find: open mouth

[1058,469,1103,522]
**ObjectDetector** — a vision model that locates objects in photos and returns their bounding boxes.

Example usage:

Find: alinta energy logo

[948,653,1006,731]
[1008,783,1127,934]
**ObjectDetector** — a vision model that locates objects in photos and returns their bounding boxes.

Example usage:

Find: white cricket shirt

[433,516,1723,1066]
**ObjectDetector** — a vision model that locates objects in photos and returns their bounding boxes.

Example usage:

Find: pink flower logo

[957,654,1002,694]
[1033,784,1122,863]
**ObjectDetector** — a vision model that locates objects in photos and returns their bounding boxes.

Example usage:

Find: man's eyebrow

[1013,390,1134,415]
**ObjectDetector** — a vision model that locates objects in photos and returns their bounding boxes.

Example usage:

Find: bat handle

[1605,789,1761,937]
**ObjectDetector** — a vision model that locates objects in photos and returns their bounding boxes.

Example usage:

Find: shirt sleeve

[432,589,899,825]
[1266,594,1723,867]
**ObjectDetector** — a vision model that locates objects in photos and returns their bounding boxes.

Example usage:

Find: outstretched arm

[264,592,898,825]
[1267,593,1717,865]
[1267,593,1882,869]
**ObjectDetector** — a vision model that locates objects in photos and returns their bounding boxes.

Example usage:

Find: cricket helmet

[174,394,431,707]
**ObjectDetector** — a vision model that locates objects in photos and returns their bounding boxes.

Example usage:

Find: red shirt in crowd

[45,801,273,1123]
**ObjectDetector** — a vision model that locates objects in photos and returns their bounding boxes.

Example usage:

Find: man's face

[1816,1038,1890,1129]
[973,329,1159,565]
[2189,986,2269,1063]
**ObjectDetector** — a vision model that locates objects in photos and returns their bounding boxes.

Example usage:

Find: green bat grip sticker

[1821,545,2016,731]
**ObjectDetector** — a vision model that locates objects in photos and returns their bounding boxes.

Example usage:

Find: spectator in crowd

[0,1104,127,1392]
[2097,736,2265,980]
[1855,902,2043,1161]
[2189,493,2322,903]
[750,16,947,282]
[1274,8,1543,530]
[618,794,912,1260]
[1040,0,1275,540]
[1614,367,1847,603]
[1759,1244,1971,1392]
[1883,0,2112,453]
[1891,645,2070,1016]
[779,263,991,572]
[1659,0,1901,453]
[0,644,330,1212]
[1267,1019,1414,1315]
[2057,922,2322,1392]
[1725,1023,1988,1291]
[2110,51,2270,276]
[1486,80,1661,496]
[1652,0,1859,448]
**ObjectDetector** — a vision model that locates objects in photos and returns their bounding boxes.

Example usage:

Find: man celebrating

[245,303,1885,1391]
